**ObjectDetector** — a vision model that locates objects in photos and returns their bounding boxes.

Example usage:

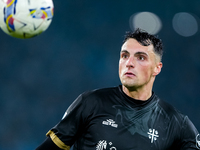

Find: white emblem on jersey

[196,134,200,149]
[147,128,159,143]
[96,140,117,150]
[96,140,107,150]
[102,119,118,128]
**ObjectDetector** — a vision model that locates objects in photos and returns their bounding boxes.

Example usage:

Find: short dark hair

[123,28,163,60]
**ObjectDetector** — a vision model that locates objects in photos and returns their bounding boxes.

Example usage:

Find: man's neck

[122,85,152,101]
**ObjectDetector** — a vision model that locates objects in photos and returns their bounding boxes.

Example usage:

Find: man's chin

[122,83,137,91]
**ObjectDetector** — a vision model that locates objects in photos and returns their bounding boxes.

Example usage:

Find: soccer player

[36,28,200,150]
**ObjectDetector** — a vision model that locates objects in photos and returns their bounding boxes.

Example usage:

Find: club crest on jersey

[147,128,159,143]
[196,134,200,149]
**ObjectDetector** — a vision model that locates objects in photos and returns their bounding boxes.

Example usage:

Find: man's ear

[153,62,162,76]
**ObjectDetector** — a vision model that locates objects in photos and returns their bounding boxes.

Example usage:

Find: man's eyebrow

[135,51,148,56]
[120,50,129,54]
[120,50,149,57]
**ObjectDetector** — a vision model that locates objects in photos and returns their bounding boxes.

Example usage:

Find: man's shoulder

[73,86,120,111]
[157,98,186,121]
[81,86,120,98]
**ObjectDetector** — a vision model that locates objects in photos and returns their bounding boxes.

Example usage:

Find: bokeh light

[129,12,162,34]
[172,12,198,37]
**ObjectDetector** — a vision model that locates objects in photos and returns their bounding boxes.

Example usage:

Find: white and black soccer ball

[0,0,54,39]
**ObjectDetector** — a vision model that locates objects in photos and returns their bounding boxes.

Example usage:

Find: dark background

[0,0,200,150]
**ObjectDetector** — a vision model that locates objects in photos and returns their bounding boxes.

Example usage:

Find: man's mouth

[124,72,135,77]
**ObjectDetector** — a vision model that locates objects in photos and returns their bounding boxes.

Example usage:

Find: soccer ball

[0,0,54,39]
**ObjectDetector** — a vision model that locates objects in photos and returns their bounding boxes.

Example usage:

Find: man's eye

[122,54,128,58]
[138,56,145,60]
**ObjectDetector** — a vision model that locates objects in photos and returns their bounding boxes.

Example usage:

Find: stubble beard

[120,77,139,91]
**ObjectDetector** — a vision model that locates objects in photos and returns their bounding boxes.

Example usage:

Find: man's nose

[126,56,135,68]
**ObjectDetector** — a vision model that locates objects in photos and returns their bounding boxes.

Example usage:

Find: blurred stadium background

[0,0,200,149]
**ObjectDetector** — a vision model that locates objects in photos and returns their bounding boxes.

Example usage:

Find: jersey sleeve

[46,92,90,149]
[179,116,200,150]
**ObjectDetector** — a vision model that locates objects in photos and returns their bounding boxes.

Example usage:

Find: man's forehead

[121,39,154,54]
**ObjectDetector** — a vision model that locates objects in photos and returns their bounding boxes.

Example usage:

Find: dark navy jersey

[47,85,200,150]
